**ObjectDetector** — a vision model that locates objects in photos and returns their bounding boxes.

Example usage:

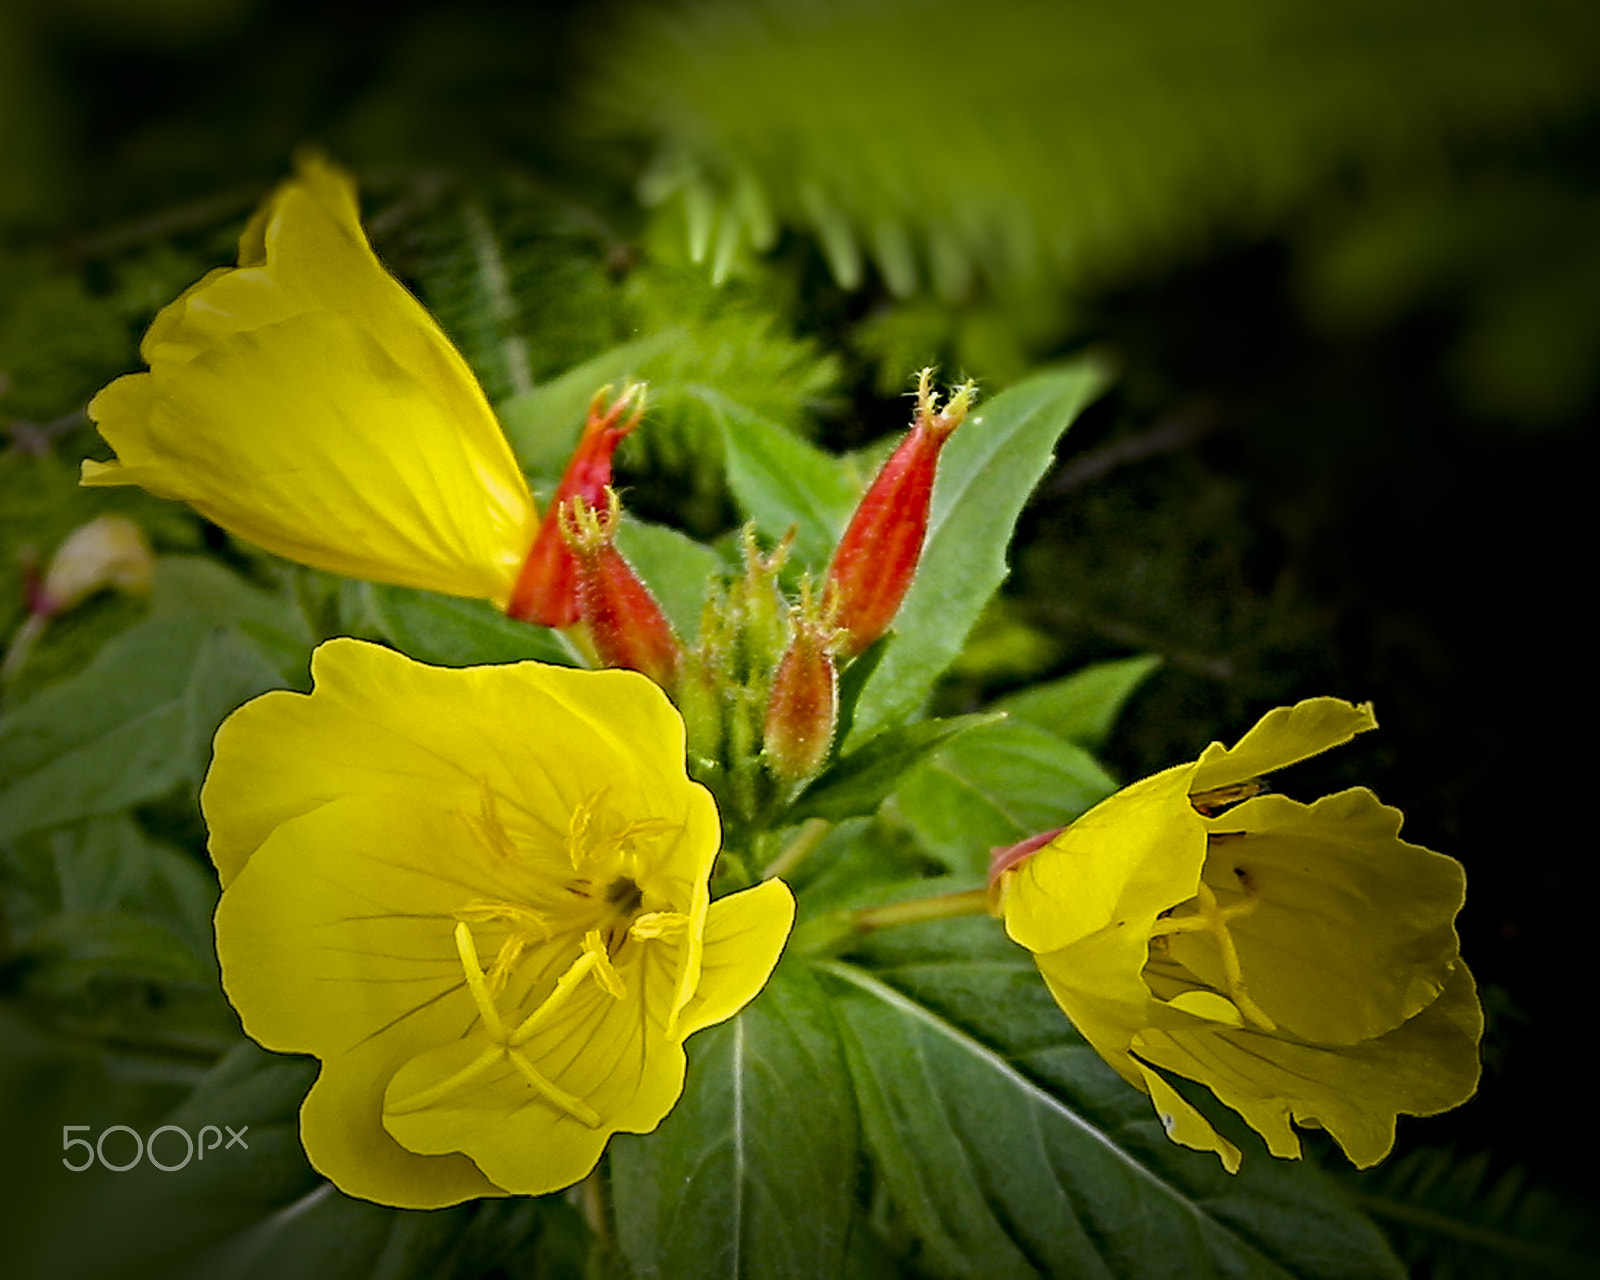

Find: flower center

[386,786,694,1127]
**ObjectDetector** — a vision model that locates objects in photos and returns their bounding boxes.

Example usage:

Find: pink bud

[507,384,644,626]
[826,369,975,659]
[987,827,1065,888]
[35,516,154,617]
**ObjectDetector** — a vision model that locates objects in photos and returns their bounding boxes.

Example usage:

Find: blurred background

[2,0,1595,1272]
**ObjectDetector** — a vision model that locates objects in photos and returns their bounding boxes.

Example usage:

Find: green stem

[850,887,992,932]
[761,817,831,881]
[791,885,996,956]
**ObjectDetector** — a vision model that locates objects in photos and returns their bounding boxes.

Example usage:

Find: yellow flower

[84,156,538,609]
[994,698,1480,1172]
[204,637,794,1207]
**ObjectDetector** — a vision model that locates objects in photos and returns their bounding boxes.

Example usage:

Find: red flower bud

[762,584,844,787]
[561,489,681,689]
[506,384,644,627]
[763,632,838,788]
[826,369,975,659]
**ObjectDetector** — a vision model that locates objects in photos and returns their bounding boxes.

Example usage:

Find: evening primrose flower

[84,155,540,609]
[993,698,1480,1172]
[204,637,793,1208]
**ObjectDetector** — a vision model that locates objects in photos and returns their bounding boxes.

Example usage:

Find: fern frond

[589,0,1600,301]
[1339,1146,1596,1279]
[392,177,840,528]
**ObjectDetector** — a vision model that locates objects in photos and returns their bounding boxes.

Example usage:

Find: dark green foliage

[1338,1146,1599,1280]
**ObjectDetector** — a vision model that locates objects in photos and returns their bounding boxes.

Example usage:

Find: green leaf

[990,654,1163,750]
[711,391,860,572]
[610,961,859,1280]
[785,712,999,825]
[33,813,217,962]
[893,718,1118,876]
[14,1041,584,1280]
[146,556,313,684]
[0,612,289,840]
[821,952,1407,1280]
[352,581,579,668]
[845,360,1110,748]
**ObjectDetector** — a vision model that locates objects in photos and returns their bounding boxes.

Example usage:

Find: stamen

[506,1048,602,1127]
[454,921,507,1041]
[583,928,628,999]
[459,778,519,861]
[454,900,552,935]
[566,790,608,869]
[386,1045,504,1115]
[1148,882,1275,1031]
[485,935,526,995]
[508,939,618,1047]
[664,896,708,1041]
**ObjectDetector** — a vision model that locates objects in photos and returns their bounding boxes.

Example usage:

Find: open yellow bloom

[204,637,794,1207]
[995,698,1480,1172]
[85,156,538,609]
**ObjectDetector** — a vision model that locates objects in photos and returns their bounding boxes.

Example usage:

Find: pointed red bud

[561,489,682,689]
[507,383,645,626]
[826,369,975,659]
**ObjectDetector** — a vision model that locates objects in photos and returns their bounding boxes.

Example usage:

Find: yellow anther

[454,902,552,994]
[485,935,527,995]
[629,910,689,942]
[566,790,608,870]
[454,900,552,935]
[459,778,519,861]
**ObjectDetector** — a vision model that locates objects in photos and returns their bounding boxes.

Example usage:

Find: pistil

[1149,879,1276,1030]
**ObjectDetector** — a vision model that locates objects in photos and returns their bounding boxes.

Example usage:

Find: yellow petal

[1178,789,1466,1044]
[1002,762,1205,956]
[215,793,519,1207]
[1190,697,1377,794]
[84,155,536,607]
[676,878,797,1038]
[214,793,512,1060]
[204,637,710,887]
[1132,1062,1243,1173]
[1136,962,1481,1169]
[299,1034,502,1209]
[1031,923,1165,1093]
